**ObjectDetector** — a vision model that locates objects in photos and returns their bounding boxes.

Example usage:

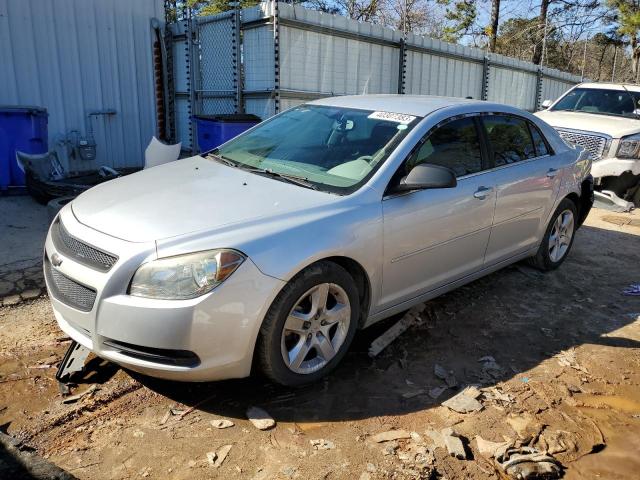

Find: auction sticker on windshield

[368,111,416,124]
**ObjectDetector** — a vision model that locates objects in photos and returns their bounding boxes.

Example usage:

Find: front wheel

[256,261,359,386]
[528,198,578,271]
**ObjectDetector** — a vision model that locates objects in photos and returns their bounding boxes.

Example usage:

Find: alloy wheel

[280,283,351,374]
[548,209,574,262]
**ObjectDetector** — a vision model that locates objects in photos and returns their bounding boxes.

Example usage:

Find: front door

[380,116,496,309]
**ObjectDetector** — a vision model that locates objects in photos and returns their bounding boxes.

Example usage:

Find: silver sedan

[44,95,593,386]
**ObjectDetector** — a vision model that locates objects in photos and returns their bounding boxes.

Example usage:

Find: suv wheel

[256,261,359,386]
[528,198,578,271]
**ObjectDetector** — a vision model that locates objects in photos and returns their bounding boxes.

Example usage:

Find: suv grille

[555,129,609,160]
[52,219,117,272]
[44,257,97,312]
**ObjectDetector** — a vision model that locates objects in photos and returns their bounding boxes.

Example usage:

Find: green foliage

[439,0,477,42]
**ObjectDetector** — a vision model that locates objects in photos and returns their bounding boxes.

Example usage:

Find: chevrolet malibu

[44,96,593,386]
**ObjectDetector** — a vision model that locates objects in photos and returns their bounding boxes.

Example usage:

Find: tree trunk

[597,44,608,81]
[489,0,500,52]
[532,0,549,65]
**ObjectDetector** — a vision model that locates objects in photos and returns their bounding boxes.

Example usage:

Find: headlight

[616,133,640,159]
[129,249,245,300]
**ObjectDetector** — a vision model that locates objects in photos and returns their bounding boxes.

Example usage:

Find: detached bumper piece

[102,338,201,368]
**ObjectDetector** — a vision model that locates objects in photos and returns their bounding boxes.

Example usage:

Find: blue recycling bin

[194,114,261,153]
[0,106,48,190]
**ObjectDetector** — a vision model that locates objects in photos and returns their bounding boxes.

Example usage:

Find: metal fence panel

[171,24,192,150]
[175,1,585,131]
[488,66,538,111]
[404,34,484,99]
[541,77,575,104]
[197,12,237,116]
[278,5,401,96]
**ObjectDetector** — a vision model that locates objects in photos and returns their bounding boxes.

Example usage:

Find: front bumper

[45,206,285,381]
[591,157,640,178]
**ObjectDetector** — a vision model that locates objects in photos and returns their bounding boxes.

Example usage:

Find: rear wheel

[256,261,359,386]
[528,198,577,271]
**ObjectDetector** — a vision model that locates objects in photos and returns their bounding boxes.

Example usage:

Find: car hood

[72,156,336,243]
[535,110,640,138]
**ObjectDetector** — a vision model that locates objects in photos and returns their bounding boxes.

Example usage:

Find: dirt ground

[1,207,639,480]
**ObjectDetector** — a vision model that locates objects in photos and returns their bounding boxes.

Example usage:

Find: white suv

[536,82,640,205]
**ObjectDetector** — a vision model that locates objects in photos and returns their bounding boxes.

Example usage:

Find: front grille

[555,129,609,160]
[52,219,118,272]
[44,257,97,312]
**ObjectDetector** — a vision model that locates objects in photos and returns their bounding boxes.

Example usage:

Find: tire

[256,261,360,387]
[528,198,578,271]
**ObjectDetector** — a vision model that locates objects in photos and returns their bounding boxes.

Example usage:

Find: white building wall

[0,0,164,171]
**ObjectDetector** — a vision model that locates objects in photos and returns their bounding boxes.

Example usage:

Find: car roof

[577,82,640,92]
[308,94,480,117]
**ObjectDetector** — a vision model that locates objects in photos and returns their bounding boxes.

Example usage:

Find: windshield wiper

[207,153,239,168]
[243,167,318,190]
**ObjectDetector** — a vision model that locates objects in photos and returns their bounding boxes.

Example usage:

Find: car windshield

[551,87,640,118]
[210,105,420,194]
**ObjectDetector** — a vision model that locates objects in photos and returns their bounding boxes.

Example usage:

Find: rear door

[481,114,562,265]
[380,115,496,309]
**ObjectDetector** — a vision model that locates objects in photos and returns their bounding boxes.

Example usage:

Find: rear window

[482,115,536,166]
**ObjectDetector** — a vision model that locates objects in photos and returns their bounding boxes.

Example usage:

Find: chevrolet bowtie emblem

[51,253,63,267]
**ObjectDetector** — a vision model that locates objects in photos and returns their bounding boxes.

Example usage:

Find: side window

[483,115,536,166]
[529,123,550,156]
[407,117,483,177]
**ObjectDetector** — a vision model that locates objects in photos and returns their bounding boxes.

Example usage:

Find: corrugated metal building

[0,0,164,171]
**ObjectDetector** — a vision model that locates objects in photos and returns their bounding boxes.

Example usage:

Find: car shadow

[132,224,640,423]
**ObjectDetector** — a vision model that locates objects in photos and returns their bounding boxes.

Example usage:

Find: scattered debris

[381,441,399,455]
[246,406,276,430]
[434,364,458,388]
[426,430,445,450]
[212,444,232,467]
[495,444,562,479]
[211,419,235,429]
[401,389,425,399]
[442,386,483,413]
[60,384,99,404]
[622,284,640,296]
[556,349,589,374]
[482,386,514,407]
[368,307,421,357]
[475,436,511,458]
[429,386,447,400]
[370,430,412,443]
[159,410,171,425]
[506,414,543,443]
[310,439,335,450]
[441,427,467,460]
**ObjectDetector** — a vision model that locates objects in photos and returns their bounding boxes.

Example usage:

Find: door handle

[473,186,493,199]
[546,168,558,178]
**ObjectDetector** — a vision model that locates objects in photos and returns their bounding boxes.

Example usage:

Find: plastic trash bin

[0,106,48,190]
[194,114,261,153]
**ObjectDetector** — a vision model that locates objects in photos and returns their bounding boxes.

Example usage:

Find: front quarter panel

[156,187,385,316]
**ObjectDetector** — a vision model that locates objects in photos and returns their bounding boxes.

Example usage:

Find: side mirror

[396,163,457,192]
[541,99,553,109]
